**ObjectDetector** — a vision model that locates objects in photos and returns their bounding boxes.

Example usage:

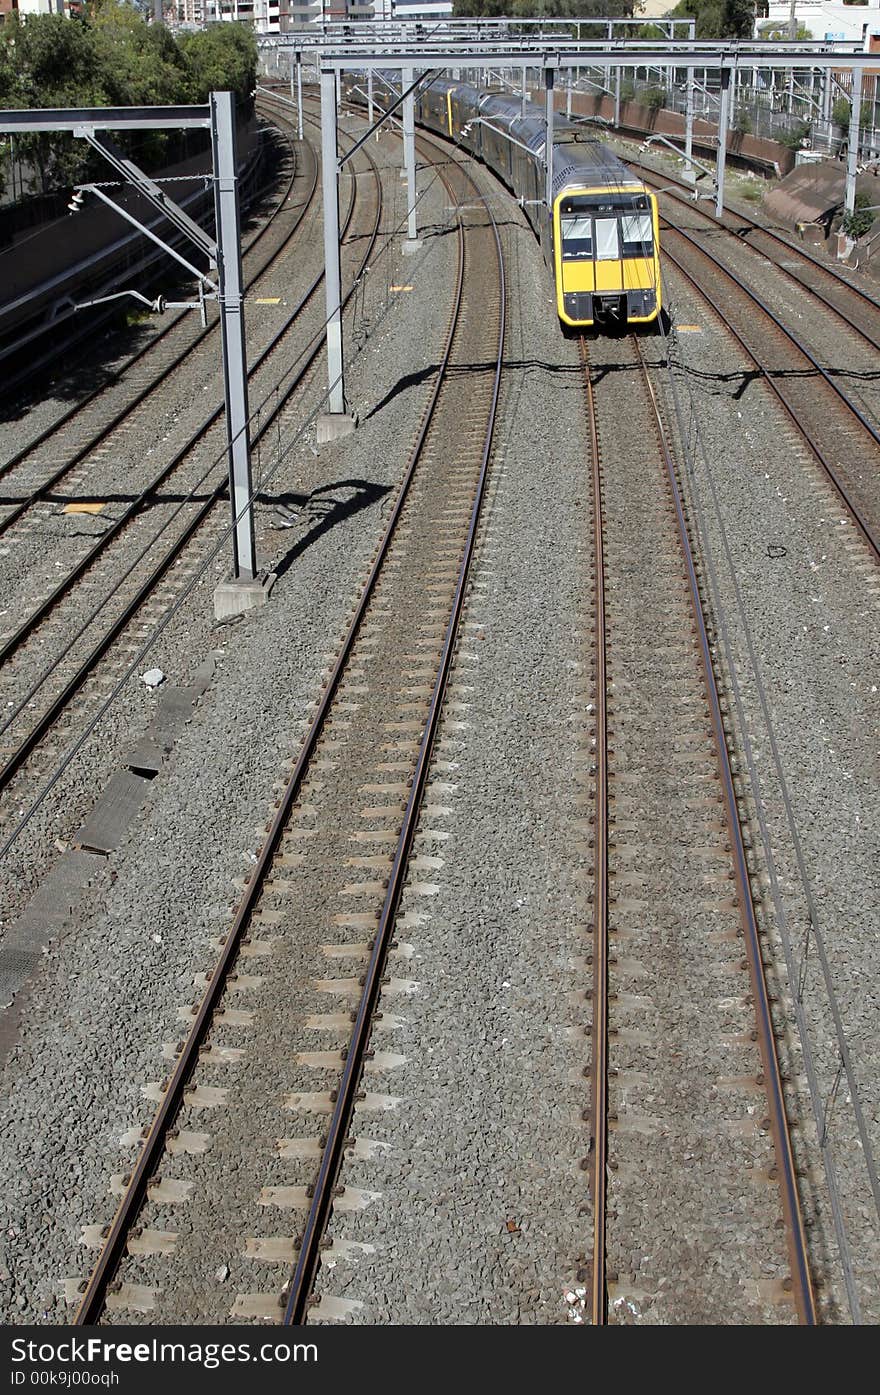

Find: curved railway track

[69,137,505,1327]
[658,225,880,565]
[581,331,816,1325]
[0,105,308,483]
[0,101,317,534]
[0,127,382,847]
[630,159,880,349]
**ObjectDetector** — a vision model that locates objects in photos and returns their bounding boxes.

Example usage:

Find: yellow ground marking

[62,502,105,515]
[254,297,281,304]
[390,285,414,292]
[677,324,703,332]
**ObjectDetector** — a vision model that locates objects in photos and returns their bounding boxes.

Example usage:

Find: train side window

[620,214,653,255]
[561,215,593,259]
[595,218,620,261]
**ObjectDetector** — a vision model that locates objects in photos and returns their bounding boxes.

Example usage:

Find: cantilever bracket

[75,183,219,294]
[78,129,217,266]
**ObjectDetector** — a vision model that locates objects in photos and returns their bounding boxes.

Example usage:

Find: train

[349,74,661,332]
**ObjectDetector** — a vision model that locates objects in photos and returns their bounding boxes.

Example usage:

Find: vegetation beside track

[0,3,257,195]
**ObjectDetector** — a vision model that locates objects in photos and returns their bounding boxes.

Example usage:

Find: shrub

[733,109,754,135]
[642,86,667,112]
[842,191,877,239]
[832,97,852,128]
[777,121,812,151]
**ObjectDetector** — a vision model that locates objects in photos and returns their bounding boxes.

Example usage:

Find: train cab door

[592,218,625,295]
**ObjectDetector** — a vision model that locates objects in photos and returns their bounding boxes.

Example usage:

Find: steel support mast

[402,65,420,248]
[716,67,732,216]
[210,91,257,583]
[318,66,349,431]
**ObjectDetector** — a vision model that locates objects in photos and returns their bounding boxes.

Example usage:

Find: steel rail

[0,151,383,801]
[641,179,880,356]
[630,158,880,317]
[0,104,304,472]
[579,337,610,1328]
[632,334,817,1325]
[0,108,317,528]
[0,127,363,676]
[663,224,880,451]
[661,234,880,566]
[72,129,469,1324]
[283,164,505,1326]
[70,147,386,1325]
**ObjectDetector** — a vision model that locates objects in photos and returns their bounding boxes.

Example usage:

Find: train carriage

[349,73,662,332]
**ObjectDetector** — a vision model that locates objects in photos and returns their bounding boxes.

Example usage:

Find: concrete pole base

[316,411,358,445]
[213,570,277,622]
[402,238,423,256]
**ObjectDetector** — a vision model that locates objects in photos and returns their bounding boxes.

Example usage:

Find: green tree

[669,0,755,39]
[178,23,257,106]
[91,1,191,107]
[842,191,876,238]
[453,1,634,17]
[0,13,108,191]
[0,7,257,196]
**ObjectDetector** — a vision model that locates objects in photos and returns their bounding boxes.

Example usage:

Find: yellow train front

[553,172,661,330]
[412,78,661,333]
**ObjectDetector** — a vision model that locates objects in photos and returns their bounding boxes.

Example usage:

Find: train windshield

[560,216,593,259]
[621,214,653,255]
[560,193,654,261]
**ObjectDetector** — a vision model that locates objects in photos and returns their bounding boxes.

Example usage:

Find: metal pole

[685,65,695,166]
[614,65,621,128]
[716,66,731,217]
[320,68,345,416]
[730,65,738,132]
[521,66,527,118]
[403,64,418,245]
[567,67,572,119]
[545,66,555,211]
[822,63,832,150]
[605,22,612,104]
[210,91,257,582]
[845,66,863,216]
[368,68,374,128]
[297,52,303,142]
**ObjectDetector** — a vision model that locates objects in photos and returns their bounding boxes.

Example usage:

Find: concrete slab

[126,735,170,777]
[402,238,423,256]
[75,768,155,855]
[316,412,358,446]
[0,849,101,1014]
[213,571,277,621]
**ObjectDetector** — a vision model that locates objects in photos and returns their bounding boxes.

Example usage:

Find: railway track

[631,159,880,351]
[0,107,309,489]
[0,127,382,862]
[68,138,504,1326]
[0,102,317,538]
[659,226,880,565]
[581,332,816,1324]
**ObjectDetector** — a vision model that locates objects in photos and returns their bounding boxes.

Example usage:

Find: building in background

[758,0,880,42]
[206,0,282,30]
[2,0,67,15]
